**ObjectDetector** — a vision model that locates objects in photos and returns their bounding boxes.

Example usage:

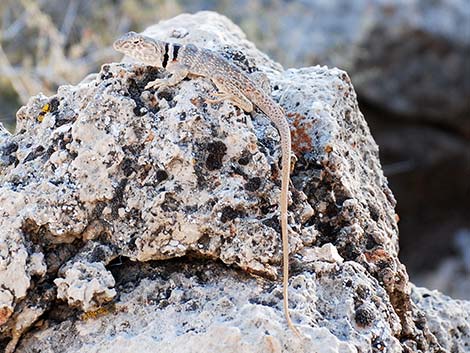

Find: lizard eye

[133,40,139,44]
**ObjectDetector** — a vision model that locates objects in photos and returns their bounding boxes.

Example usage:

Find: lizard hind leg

[249,71,271,94]
[209,76,254,113]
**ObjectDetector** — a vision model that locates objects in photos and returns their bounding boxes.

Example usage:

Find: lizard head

[113,32,166,67]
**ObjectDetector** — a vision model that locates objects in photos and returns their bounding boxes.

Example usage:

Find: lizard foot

[206,92,254,112]
[145,79,170,90]
[206,92,231,104]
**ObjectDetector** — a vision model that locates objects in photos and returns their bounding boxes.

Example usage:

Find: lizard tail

[277,110,302,338]
[247,86,301,336]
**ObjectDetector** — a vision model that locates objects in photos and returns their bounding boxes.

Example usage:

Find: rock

[411,286,470,352]
[159,1,470,285]
[0,11,466,353]
[54,261,116,312]
[300,243,344,264]
[15,261,402,353]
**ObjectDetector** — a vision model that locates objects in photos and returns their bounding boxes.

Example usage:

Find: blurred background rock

[1,0,468,298]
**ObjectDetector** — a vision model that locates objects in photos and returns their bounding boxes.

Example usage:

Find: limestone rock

[15,261,402,353]
[54,261,116,312]
[411,286,470,353]
[0,11,467,353]
[300,243,344,264]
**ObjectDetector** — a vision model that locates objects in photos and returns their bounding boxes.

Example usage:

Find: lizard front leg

[145,65,189,90]
[250,71,271,94]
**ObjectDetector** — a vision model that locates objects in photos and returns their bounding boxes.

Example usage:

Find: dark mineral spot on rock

[366,234,379,250]
[49,97,60,115]
[220,206,243,223]
[157,90,174,102]
[245,177,262,192]
[100,64,112,80]
[89,245,110,263]
[206,141,227,171]
[156,169,169,183]
[91,202,107,219]
[110,178,128,217]
[121,158,136,177]
[372,336,386,352]
[54,115,72,128]
[415,315,427,330]
[369,204,380,222]
[123,236,137,252]
[355,284,371,300]
[237,150,251,165]
[127,78,141,98]
[161,194,180,212]
[2,142,18,155]
[1,142,19,166]
[231,166,247,177]
[101,71,113,80]
[143,66,162,84]
[23,145,45,163]
[185,301,199,312]
[126,79,147,116]
[220,47,252,72]
[342,243,361,260]
[196,233,211,251]
[184,205,198,213]
[43,144,56,161]
[133,106,147,117]
[3,155,18,166]
[355,307,375,327]
[262,216,280,232]
[259,198,274,215]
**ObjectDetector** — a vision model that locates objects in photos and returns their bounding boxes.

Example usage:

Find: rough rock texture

[14,260,403,353]
[411,286,470,352]
[1,1,468,306]
[0,11,468,353]
[54,261,116,312]
[199,0,470,277]
[160,1,470,293]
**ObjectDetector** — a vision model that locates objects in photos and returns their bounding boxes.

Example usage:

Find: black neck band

[162,43,169,68]
[172,44,181,61]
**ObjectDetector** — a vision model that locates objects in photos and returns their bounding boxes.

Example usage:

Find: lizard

[113,32,300,336]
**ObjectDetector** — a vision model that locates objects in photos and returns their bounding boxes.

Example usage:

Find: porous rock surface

[411,286,470,352]
[0,11,468,353]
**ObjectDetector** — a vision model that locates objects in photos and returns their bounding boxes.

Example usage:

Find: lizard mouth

[113,40,122,51]
[113,31,141,52]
